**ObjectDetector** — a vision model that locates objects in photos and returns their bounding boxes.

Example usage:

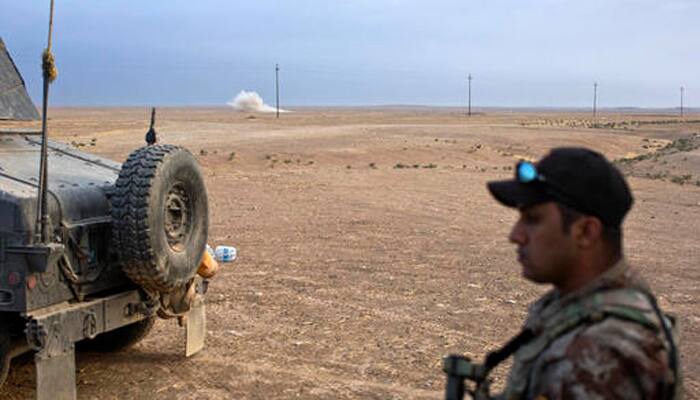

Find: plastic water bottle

[205,244,215,258]
[215,245,237,263]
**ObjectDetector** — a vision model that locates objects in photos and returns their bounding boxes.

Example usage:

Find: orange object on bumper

[197,250,219,279]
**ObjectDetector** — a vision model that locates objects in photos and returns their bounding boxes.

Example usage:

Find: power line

[275,63,280,119]
[467,74,472,117]
[592,82,598,118]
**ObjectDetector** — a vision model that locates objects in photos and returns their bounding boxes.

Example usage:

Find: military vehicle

[1,34,212,400]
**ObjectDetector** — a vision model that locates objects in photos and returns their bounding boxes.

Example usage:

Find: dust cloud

[227,90,287,113]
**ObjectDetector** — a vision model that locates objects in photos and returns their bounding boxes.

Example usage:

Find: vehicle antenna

[35,0,58,243]
[145,107,157,145]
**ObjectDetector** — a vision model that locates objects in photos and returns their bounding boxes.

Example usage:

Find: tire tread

[112,144,190,292]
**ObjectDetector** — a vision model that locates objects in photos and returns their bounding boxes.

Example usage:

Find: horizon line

[44,104,700,112]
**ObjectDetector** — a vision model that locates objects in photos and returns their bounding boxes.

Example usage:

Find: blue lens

[517,162,537,182]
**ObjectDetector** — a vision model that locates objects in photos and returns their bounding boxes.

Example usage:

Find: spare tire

[112,145,208,293]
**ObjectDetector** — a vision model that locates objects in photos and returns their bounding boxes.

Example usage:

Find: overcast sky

[1,0,698,107]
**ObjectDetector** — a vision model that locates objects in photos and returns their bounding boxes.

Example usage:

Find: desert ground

[1,107,699,399]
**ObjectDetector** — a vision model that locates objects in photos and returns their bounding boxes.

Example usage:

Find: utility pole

[680,86,684,119]
[467,74,473,117]
[592,82,598,118]
[275,63,280,119]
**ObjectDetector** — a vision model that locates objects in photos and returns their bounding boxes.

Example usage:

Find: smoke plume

[227,90,286,113]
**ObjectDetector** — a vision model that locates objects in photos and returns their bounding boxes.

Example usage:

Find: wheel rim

[164,182,192,252]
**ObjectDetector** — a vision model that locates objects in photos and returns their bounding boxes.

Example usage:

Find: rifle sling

[483,328,534,373]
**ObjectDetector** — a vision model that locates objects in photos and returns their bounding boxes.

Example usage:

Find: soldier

[480,147,679,399]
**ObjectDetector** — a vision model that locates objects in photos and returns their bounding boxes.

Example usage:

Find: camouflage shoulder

[531,317,670,400]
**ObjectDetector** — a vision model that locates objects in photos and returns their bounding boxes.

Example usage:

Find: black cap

[487,147,633,227]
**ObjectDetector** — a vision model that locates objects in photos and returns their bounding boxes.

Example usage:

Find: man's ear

[572,216,604,249]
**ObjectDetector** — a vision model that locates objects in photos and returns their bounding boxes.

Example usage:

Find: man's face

[508,202,577,285]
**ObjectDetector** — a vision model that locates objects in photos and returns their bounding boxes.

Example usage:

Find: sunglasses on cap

[515,160,585,213]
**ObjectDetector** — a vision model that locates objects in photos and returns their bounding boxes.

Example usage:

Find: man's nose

[509,220,526,245]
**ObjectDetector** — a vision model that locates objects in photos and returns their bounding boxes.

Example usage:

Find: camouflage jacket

[500,260,679,400]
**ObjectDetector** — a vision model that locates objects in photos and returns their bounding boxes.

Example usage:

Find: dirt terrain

[2,108,699,399]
